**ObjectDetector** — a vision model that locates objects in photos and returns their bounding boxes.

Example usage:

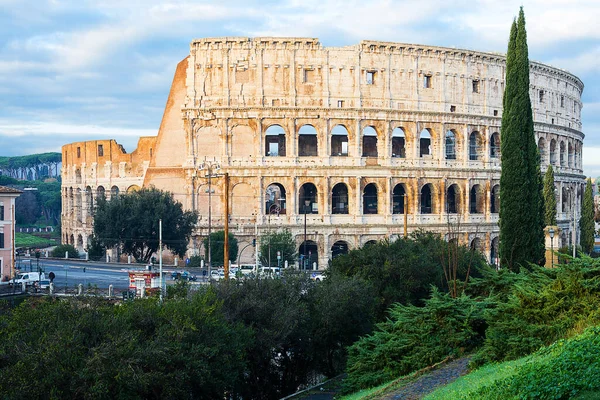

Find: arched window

[332,183,349,214]
[470,184,484,213]
[96,186,106,201]
[445,130,456,160]
[470,237,482,253]
[363,183,378,214]
[490,237,499,268]
[331,241,349,258]
[110,185,119,199]
[568,142,574,168]
[550,139,557,165]
[420,129,432,157]
[420,184,433,214]
[538,137,547,164]
[331,125,349,156]
[392,127,406,158]
[392,184,407,214]
[469,131,482,160]
[364,240,378,247]
[298,125,318,156]
[447,184,460,214]
[362,126,378,157]
[265,183,287,215]
[560,141,566,166]
[562,187,568,213]
[299,183,318,214]
[491,185,500,213]
[265,125,286,156]
[490,132,500,158]
[299,240,318,270]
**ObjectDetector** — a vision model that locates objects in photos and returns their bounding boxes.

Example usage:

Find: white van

[258,267,281,278]
[13,272,45,286]
[239,264,257,276]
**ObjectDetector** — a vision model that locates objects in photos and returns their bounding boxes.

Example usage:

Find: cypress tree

[543,166,557,226]
[580,179,595,254]
[499,8,545,271]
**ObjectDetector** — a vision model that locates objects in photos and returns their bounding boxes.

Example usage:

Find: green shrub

[51,244,79,259]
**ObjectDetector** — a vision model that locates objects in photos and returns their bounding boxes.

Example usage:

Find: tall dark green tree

[203,230,238,266]
[543,165,557,226]
[580,179,595,254]
[94,187,198,262]
[259,229,297,268]
[499,8,545,271]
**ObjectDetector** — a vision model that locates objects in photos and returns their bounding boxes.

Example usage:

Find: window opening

[98,144,104,157]
[298,125,318,156]
[469,131,480,161]
[332,183,349,214]
[77,147,81,158]
[445,130,456,160]
[472,80,480,93]
[366,71,375,85]
[391,127,406,158]
[392,184,406,214]
[421,184,433,214]
[299,183,318,214]
[331,125,349,156]
[490,132,500,158]
[362,126,378,157]
[424,75,432,88]
[265,183,287,215]
[447,185,459,214]
[363,183,378,214]
[419,129,432,157]
[265,125,286,157]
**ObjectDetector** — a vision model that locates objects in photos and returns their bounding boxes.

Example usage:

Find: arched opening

[470,237,482,253]
[362,126,378,157]
[562,187,568,212]
[76,188,82,221]
[445,130,456,160]
[491,237,500,268]
[299,240,318,270]
[75,169,82,184]
[363,183,378,214]
[490,132,500,158]
[568,142,574,167]
[70,234,75,245]
[331,241,349,258]
[331,124,349,156]
[420,184,433,214]
[491,185,500,213]
[331,183,349,214]
[446,184,460,214]
[560,141,566,166]
[265,183,287,215]
[538,137,547,164]
[419,129,432,157]
[299,183,318,214]
[77,234,84,249]
[469,131,482,160]
[265,124,286,156]
[298,124,318,156]
[364,240,378,247]
[110,185,119,199]
[392,184,407,214]
[470,184,484,214]
[392,127,406,158]
[96,186,106,201]
[85,186,93,215]
[126,185,140,193]
[550,139,557,165]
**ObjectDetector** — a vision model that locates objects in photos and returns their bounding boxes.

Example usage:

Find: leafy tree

[51,244,79,258]
[580,179,595,254]
[203,230,238,266]
[543,165,557,226]
[15,190,40,225]
[86,234,105,261]
[499,8,545,271]
[94,187,198,263]
[259,229,297,267]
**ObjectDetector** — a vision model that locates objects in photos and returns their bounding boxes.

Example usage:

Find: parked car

[171,271,197,281]
[38,279,51,291]
[210,270,225,281]
[310,272,325,282]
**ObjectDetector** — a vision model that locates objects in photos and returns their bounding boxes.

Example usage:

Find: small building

[128,270,161,296]
[0,186,22,281]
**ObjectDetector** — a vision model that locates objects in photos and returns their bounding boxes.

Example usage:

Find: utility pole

[224,173,230,280]
[200,161,221,276]
[159,219,163,303]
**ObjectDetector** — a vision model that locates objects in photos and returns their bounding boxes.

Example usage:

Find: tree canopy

[259,229,297,268]
[203,230,238,266]
[93,187,198,262]
[580,179,595,254]
[499,8,545,271]
[543,165,557,226]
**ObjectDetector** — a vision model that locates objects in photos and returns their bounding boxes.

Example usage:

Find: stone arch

[562,186,569,213]
[470,184,484,214]
[550,139,557,165]
[363,183,378,214]
[197,183,222,220]
[76,188,82,221]
[331,240,349,258]
[364,240,378,247]
[420,183,434,214]
[77,234,84,250]
[470,237,483,253]
[331,124,349,156]
[469,131,483,160]
[265,183,287,215]
[392,183,407,214]
[298,124,318,156]
[445,130,456,160]
[362,126,378,157]
[70,234,75,245]
[419,129,432,157]
[75,169,82,184]
[299,183,318,214]
[110,185,119,199]
[392,127,406,158]
[490,236,500,267]
[446,184,461,214]
[568,142,574,168]
[560,141,566,166]
[538,137,547,164]
[231,182,257,217]
[85,185,93,215]
[231,124,255,158]
[265,124,286,156]
[331,183,349,214]
[96,186,106,201]
[195,126,221,158]
[299,240,318,269]
[127,185,140,193]
[490,184,500,213]
[490,132,500,158]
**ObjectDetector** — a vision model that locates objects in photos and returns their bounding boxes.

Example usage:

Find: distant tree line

[0,175,61,226]
[0,152,61,181]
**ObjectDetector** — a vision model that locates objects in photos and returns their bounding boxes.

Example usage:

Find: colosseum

[61,37,586,268]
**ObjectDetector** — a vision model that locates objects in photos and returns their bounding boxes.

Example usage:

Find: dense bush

[330,230,490,317]
[51,244,79,258]
[343,289,491,393]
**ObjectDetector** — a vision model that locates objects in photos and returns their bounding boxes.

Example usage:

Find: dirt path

[378,357,471,400]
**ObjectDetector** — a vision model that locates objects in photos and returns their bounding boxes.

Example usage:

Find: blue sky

[1,0,599,176]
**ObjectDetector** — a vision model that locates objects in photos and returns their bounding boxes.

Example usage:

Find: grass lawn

[15,232,57,249]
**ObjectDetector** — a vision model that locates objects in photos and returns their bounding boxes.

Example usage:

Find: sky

[1,0,599,176]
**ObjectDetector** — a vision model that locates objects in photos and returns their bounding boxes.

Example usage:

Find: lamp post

[549,228,555,268]
[199,161,221,275]
[304,199,310,270]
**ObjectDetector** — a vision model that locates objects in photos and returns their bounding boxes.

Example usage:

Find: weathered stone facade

[61,37,586,268]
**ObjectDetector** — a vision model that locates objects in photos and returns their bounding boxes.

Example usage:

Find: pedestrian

[48,271,55,282]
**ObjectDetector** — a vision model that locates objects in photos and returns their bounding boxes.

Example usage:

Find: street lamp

[549,228,555,268]
[304,199,310,270]
[199,161,221,274]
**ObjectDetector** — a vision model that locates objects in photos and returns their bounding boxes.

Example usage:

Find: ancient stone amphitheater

[61,37,585,268]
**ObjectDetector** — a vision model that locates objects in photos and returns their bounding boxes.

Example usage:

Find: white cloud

[0,121,155,138]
